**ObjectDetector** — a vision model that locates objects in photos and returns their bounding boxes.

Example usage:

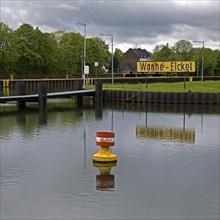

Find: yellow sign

[137,61,196,73]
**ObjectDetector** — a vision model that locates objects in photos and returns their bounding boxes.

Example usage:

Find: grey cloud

[1,0,219,51]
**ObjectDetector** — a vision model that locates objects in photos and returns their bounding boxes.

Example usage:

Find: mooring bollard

[16,82,26,109]
[93,132,117,163]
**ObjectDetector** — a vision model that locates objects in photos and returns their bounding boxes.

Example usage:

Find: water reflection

[17,111,26,126]
[83,110,87,170]
[3,88,9,96]
[1,101,219,219]
[136,125,195,143]
[137,108,196,143]
[93,162,117,191]
[95,102,103,120]
[38,106,47,125]
[106,102,220,114]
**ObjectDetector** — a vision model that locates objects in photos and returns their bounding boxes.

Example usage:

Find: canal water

[0,100,219,219]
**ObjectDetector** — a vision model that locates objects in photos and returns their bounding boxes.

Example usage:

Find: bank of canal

[103,90,220,104]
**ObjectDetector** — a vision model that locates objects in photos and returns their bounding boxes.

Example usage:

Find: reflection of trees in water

[0,102,98,139]
[0,101,217,141]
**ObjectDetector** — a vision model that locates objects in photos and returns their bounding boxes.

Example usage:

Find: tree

[151,43,175,61]
[14,24,63,75]
[1,22,219,77]
[192,48,220,76]
[213,49,220,75]
[0,22,19,74]
[86,37,110,74]
[113,48,124,73]
[58,32,83,74]
[40,32,64,75]
[15,24,43,74]
[203,48,219,76]
[173,40,193,60]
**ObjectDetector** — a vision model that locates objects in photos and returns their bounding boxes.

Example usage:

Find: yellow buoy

[93,132,117,163]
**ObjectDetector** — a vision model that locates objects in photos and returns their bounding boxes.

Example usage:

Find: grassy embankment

[100,81,220,93]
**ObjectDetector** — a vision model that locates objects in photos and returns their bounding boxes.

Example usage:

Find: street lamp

[100,33,114,84]
[78,23,86,88]
[193,40,204,81]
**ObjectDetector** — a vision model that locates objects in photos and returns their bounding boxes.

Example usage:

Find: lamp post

[78,23,86,88]
[193,40,204,81]
[100,34,114,84]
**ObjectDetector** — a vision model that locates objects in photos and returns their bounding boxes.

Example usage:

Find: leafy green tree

[86,37,110,74]
[203,48,219,76]
[0,22,19,75]
[1,22,219,77]
[151,40,220,76]
[113,48,124,73]
[192,48,220,76]
[151,43,175,61]
[59,32,83,74]
[40,32,64,75]
[191,48,201,76]
[15,24,41,74]
[172,40,193,60]
[14,24,63,75]
[50,30,66,74]
[213,49,220,75]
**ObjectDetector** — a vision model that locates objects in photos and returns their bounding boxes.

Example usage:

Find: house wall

[123,49,139,73]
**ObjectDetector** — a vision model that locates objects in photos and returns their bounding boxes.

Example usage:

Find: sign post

[94,62,99,78]
[84,65,89,86]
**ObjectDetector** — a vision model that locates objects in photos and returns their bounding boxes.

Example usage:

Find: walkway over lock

[0,89,95,103]
[0,81,103,109]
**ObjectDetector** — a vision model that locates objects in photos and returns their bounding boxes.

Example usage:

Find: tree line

[151,41,220,76]
[0,22,219,76]
[0,22,123,76]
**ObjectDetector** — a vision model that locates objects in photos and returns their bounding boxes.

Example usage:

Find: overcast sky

[0,0,219,52]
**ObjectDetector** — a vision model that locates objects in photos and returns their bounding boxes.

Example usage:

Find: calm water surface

[0,100,219,219]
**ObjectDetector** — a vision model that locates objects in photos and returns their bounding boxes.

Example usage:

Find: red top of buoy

[96,132,115,147]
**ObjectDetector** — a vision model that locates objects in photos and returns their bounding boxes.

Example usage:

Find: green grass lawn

[101,81,220,93]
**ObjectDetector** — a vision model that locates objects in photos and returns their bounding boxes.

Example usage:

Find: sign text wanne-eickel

[137,61,195,73]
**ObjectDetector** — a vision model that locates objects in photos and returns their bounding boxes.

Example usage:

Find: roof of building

[132,48,151,57]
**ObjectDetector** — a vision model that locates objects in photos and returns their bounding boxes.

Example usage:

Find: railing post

[38,82,47,106]
[16,82,26,109]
